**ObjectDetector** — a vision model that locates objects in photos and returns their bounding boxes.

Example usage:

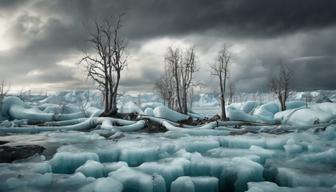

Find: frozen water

[275,103,336,126]
[49,152,100,174]
[75,160,104,178]
[119,101,144,114]
[227,106,261,122]
[247,182,336,192]
[92,177,123,192]
[171,176,218,192]
[153,106,190,122]
[109,166,166,192]
[144,107,154,116]
[1,93,336,192]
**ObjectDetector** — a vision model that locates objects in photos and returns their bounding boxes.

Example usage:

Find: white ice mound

[242,101,261,114]
[93,177,123,192]
[75,160,104,178]
[227,106,261,122]
[275,103,336,126]
[171,176,218,192]
[1,96,88,121]
[144,108,154,116]
[228,101,308,124]
[253,102,279,123]
[120,101,143,114]
[153,106,189,122]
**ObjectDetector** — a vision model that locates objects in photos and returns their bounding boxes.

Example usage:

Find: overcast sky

[0,0,336,93]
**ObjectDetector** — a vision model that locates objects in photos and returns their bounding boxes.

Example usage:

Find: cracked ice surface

[0,124,336,192]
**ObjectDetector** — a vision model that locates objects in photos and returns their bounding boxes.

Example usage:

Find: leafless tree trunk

[154,69,175,109]
[270,61,290,111]
[0,81,10,111]
[181,48,197,114]
[188,86,194,111]
[210,45,231,120]
[165,47,183,113]
[228,81,236,104]
[80,14,127,116]
[160,46,197,114]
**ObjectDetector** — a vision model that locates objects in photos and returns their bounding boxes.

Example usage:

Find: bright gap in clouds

[0,18,12,51]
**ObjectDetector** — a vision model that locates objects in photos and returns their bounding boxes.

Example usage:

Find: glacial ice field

[0,91,336,192]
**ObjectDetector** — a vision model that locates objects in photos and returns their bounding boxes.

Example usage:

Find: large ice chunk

[75,160,104,178]
[120,101,143,114]
[49,152,99,174]
[227,106,261,122]
[92,177,123,192]
[171,176,218,192]
[109,167,166,192]
[275,103,336,126]
[153,106,189,122]
[138,157,190,190]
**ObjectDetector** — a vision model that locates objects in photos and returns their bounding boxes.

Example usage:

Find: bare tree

[0,80,10,108]
[154,69,175,109]
[228,81,236,104]
[270,61,290,111]
[80,14,127,115]
[210,45,231,120]
[161,46,197,114]
[165,47,183,112]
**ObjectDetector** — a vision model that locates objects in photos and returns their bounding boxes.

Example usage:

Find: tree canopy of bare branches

[210,45,232,120]
[155,46,197,114]
[271,61,290,111]
[80,14,127,115]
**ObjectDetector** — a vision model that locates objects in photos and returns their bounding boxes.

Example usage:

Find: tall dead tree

[154,67,175,109]
[228,81,236,104]
[270,62,290,111]
[179,47,197,114]
[80,15,127,115]
[0,80,10,110]
[156,46,197,114]
[210,45,231,120]
[165,47,183,113]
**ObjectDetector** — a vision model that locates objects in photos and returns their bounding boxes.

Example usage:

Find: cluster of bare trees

[155,45,235,119]
[155,46,198,114]
[80,14,291,119]
[80,15,127,116]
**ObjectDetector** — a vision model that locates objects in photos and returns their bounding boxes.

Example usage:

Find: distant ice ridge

[10,89,336,113]
[192,93,219,107]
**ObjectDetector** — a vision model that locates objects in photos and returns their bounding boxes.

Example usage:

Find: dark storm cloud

[289,57,336,91]
[25,0,336,39]
[228,27,336,92]
[0,0,28,10]
[0,0,335,92]
[120,68,161,89]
